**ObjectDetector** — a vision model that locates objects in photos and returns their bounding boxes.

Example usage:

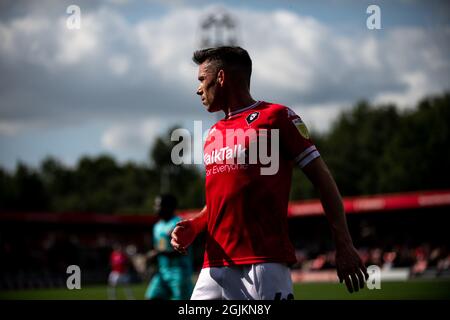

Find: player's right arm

[170,205,207,255]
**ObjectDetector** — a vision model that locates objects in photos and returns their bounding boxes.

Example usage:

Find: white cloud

[1,5,448,123]
[372,27,450,107]
[292,103,346,134]
[55,15,99,66]
[108,55,130,75]
[0,15,51,66]
[374,71,432,108]
[106,0,132,5]
[0,121,27,136]
[0,3,449,168]
[135,8,199,85]
[101,118,162,152]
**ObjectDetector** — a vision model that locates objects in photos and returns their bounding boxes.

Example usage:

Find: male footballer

[171,46,368,299]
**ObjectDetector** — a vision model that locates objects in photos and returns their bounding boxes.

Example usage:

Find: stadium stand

[1,190,449,290]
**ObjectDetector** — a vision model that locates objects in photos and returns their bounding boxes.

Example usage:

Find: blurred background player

[107,243,135,300]
[145,194,193,300]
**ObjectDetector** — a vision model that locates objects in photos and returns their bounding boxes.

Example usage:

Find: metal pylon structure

[199,9,239,48]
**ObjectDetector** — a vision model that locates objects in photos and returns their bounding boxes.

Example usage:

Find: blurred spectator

[382,251,397,270]
[1,216,449,290]
[107,243,134,300]
[368,248,383,266]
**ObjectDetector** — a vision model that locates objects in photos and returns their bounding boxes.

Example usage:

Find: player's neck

[161,215,174,221]
[224,91,256,116]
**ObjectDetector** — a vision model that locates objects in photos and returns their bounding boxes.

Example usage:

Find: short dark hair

[159,193,177,211]
[192,46,252,86]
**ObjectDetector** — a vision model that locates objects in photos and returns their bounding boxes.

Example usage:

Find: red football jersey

[110,250,128,273]
[203,101,320,268]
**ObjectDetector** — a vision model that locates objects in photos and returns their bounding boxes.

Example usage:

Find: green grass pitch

[1,279,449,300]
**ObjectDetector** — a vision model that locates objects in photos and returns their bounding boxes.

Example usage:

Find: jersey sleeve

[276,106,320,168]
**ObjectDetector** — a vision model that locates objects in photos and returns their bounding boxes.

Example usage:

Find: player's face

[196,61,224,113]
[154,196,162,215]
[154,196,173,219]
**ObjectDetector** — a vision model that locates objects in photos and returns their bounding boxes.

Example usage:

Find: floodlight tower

[199,8,239,48]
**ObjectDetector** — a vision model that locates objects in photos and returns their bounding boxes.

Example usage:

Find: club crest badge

[246,111,259,125]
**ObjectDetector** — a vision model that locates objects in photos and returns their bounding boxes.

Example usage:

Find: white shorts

[108,271,130,286]
[191,263,294,300]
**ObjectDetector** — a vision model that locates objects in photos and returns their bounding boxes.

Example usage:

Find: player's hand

[170,220,197,255]
[335,244,369,293]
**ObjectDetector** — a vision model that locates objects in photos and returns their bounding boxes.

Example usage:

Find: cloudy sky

[0,0,449,170]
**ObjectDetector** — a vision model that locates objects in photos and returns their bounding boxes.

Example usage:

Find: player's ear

[217,69,225,87]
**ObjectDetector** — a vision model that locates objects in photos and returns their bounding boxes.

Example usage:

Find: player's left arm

[302,157,369,293]
[275,105,368,292]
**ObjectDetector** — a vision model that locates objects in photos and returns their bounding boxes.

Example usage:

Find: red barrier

[1,189,449,224]
[289,189,450,217]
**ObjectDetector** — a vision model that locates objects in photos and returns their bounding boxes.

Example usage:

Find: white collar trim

[228,100,261,117]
